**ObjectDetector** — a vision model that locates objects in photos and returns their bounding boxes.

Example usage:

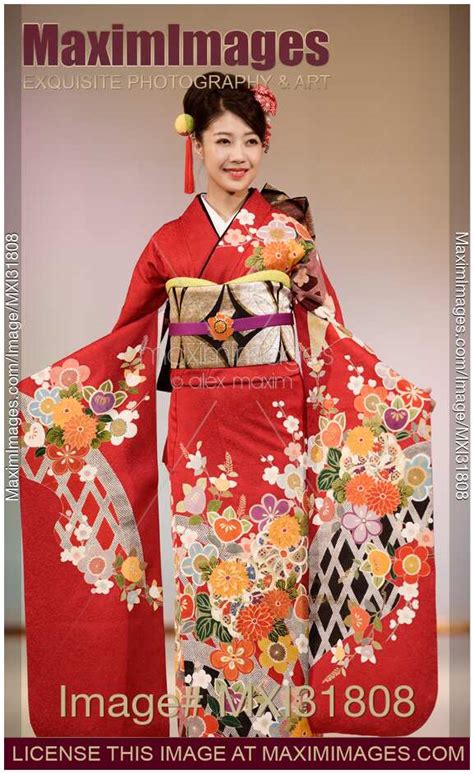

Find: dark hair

[183,71,266,144]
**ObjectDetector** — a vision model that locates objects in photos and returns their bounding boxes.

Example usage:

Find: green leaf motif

[34,447,46,457]
[221,714,242,728]
[326,447,341,471]
[214,622,233,643]
[318,468,339,491]
[97,430,112,442]
[195,616,214,641]
[273,619,288,637]
[99,379,113,393]
[45,426,64,445]
[115,573,125,589]
[207,500,222,512]
[195,593,211,613]
[114,391,128,408]
[396,431,411,441]
[207,696,221,717]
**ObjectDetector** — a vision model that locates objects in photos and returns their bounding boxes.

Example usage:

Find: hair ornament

[250,85,278,153]
[175,113,195,193]
[174,113,194,136]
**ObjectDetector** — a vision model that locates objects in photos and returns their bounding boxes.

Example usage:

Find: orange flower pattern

[305,330,434,682]
[21,340,162,613]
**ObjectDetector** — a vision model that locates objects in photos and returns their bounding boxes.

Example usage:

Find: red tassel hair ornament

[175,113,195,194]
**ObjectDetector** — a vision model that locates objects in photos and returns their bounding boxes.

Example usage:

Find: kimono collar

[179,185,274,256]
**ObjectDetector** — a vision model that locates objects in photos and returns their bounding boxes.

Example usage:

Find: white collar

[200,194,237,237]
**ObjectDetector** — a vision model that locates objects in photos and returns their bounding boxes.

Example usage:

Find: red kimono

[18,183,438,738]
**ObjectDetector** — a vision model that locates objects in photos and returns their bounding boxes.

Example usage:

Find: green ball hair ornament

[174,113,194,136]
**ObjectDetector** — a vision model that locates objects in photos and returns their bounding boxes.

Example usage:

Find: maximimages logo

[23,23,330,70]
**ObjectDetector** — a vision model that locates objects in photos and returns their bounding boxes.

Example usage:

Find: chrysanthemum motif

[63,412,98,450]
[268,515,301,549]
[366,479,401,517]
[236,602,274,640]
[208,560,250,599]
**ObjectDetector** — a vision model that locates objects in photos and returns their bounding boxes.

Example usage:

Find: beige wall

[17,6,452,624]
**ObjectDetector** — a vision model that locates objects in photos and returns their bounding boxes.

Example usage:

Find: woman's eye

[216,138,259,145]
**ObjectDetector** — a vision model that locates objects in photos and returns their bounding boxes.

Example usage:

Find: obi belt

[166,270,297,369]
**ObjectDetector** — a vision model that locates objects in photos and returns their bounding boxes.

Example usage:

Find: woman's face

[193,110,264,194]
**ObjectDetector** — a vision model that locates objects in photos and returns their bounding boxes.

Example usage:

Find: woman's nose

[229,144,246,162]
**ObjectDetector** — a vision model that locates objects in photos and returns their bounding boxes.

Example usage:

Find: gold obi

[165,270,296,369]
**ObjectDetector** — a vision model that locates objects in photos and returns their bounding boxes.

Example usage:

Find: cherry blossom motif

[60,546,86,566]
[74,520,93,542]
[276,463,306,499]
[417,528,434,548]
[46,443,88,475]
[396,378,427,410]
[223,228,247,247]
[27,386,61,426]
[374,361,400,390]
[283,415,299,433]
[78,463,97,482]
[341,504,382,544]
[399,581,419,601]
[393,544,431,584]
[249,493,291,526]
[93,578,114,595]
[235,208,255,226]
[50,358,91,389]
[397,606,416,625]
[292,266,309,288]
[108,408,139,446]
[76,541,116,585]
[256,219,296,245]
[284,441,303,462]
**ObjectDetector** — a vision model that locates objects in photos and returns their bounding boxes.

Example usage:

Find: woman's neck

[204,181,250,222]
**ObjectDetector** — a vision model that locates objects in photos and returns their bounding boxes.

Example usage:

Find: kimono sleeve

[291,229,438,736]
[112,233,168,331]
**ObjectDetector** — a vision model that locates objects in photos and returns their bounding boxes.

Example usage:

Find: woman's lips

[223,169,248,179]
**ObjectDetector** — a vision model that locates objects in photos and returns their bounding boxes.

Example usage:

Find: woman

[18,72,437,739]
